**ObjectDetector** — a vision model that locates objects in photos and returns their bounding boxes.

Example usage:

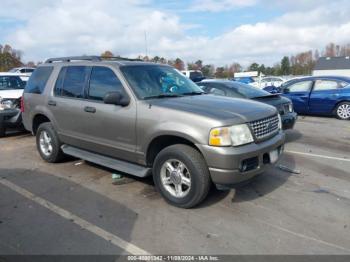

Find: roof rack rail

[101,56,143,62]
[45,56,102,63]
[45,56,143,63]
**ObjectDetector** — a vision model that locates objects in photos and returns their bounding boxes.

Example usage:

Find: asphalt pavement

[0,116,349,255]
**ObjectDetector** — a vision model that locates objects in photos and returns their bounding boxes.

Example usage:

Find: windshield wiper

[182,91,206,96]
[144,93,184,100]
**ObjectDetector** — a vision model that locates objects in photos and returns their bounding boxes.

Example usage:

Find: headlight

[0,99,15,110]
[288,103,293,113]
[209,124,254,147]
[278,114,282,130]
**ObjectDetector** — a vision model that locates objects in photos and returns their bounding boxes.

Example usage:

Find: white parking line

[0,179,150,255]
[286,150,350,162]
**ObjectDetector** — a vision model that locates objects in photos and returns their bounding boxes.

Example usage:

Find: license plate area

[269,149,279,164]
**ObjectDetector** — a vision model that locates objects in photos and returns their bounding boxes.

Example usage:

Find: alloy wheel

[160,159,191,198]
[337,104,350,119]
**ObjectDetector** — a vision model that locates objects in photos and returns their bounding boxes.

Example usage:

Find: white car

[9,67,35,81]
[0,73,26,136]
[251,77,285,89]
[181,70,204,82]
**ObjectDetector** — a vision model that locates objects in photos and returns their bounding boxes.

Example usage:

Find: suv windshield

[225,82,271,98]
[120,65,204,99]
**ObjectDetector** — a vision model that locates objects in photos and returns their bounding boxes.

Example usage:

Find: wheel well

[146,135,200,166]
[32,114,50,134]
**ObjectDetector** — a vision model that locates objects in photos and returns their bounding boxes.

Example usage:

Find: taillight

[20,96,24,112]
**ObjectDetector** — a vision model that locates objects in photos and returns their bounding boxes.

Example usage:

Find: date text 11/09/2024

[127,255,219,261]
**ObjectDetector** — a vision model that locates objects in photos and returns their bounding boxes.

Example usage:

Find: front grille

[249,115,279,140]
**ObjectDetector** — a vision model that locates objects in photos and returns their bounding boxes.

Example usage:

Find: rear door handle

[48,100,56,106]
[84,106,96,113]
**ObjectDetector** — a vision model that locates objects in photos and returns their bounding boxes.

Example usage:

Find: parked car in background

[9,67,35,81]
[199,80,297,129]
[232,76,256,85]
[280,76,350,120]
[0,73,26,136]
[181,70,205,82]
[252,77,285,89]
[22,56,285,208]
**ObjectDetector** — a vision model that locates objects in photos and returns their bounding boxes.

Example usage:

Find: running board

[61,145,151,178]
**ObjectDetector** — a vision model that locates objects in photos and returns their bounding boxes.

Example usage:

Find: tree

[187,62,196,70]
[101,50,114,58]
[280,56,291,75]
[215,66,230,78]
[26,61,36,67]
[258,64,266,75]
[201,64,215,77]
[248,62,259,71]
[159,57,167,64]
[0,43,23,71]
[152,56,160,63]
[195,60,203,70]
[174,58,185,70]
[324,43,336,57]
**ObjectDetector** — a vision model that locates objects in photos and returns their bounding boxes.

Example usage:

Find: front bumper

[0,108,22,128]
[281,112,297,130]
[197,131,285,186]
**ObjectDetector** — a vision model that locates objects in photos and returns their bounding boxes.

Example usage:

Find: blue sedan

[280,76,350,120]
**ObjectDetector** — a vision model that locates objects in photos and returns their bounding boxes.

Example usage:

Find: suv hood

[0,89,24,99]
[149,94,277,124]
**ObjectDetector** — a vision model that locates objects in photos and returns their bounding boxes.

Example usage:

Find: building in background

[313,56,350,77]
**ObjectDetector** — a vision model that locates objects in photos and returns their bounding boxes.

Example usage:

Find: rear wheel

[36,122,65,163]
[153,144,211,208]
[335,102,350,120]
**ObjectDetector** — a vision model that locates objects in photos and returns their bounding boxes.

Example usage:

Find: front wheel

[153,144,211,208]
[335,102,350,120]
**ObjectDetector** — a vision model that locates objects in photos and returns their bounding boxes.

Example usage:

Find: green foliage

[280,56,291,75]
[248,62,259,71]
[0,44,23,71]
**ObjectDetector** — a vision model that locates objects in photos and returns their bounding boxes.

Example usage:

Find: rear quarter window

[24,66,53,94]
[60,66,90,98]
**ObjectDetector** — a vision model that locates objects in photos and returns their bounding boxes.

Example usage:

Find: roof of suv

[43,56,167,68]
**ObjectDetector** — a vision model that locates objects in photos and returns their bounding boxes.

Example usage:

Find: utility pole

[144,31,148,57]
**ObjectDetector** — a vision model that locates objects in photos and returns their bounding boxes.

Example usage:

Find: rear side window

[88,67,124,101]
[313,80,340,91]
[61,66,89,98]
[24,66,53,94]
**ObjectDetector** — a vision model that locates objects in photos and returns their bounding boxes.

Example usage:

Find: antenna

[144,30,148,57]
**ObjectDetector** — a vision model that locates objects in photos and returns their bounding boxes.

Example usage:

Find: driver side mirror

[103,91,130,107]
[283,87,290,94]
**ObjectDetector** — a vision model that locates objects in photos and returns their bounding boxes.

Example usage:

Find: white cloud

[2,0,350,67]
[188,0,257,12]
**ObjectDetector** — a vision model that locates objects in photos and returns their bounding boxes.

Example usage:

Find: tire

[335,102,350,120]
[0,124,5,138]
[36,122,65,163]
[153,144,211,208]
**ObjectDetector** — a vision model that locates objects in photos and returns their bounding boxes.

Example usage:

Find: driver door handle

[84,106,96,113]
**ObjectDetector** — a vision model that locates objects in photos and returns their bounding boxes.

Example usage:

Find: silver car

[22,56,285,208]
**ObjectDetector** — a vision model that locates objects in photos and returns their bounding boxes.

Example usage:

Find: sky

[1,0,350,67]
